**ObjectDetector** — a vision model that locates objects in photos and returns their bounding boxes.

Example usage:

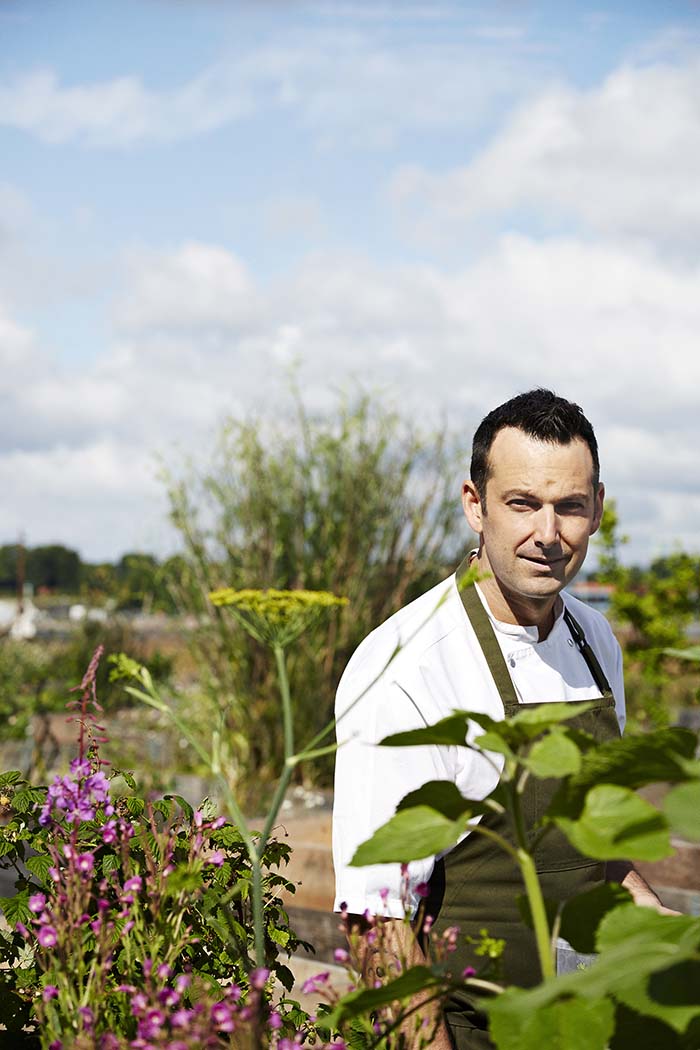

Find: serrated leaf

[25,853,52,883]
[0,890,31,927]
[524,730,581,777]
[488,991,615,1050]
[102,853,120,875]
[11,788,45,813]
[269,926,290,947]
[125,796,145,817]
[351,806,468,866]
[553,784,672,861]
[664,781,700,842]
[559,883,632,954]
[0,771,23,788]
[0,839,16,858]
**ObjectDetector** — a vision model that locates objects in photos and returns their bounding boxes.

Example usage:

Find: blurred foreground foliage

[595,502,700,730]
[161,391,466,796]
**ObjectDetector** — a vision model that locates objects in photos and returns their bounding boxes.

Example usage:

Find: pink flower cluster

[39,758,114,826]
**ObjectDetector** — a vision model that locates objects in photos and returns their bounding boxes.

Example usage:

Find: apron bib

[422,575,621,1050]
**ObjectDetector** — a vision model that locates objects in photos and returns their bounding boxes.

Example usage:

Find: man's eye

[508,499,534,508]
[558,502,584,512]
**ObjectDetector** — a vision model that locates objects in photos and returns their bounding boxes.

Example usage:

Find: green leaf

[488,991,615,1050]
[268,926,290,947]
[396,780,474,821]
[0,839,16,858]
[595,906,700,1033]
[102,853,120,875]
[11,787,45,813]
[25,853,52,883]
[559,883,633,954]
[549,729,698,820]
[381,712,473,748]
[512,701,596,729]
[125,796,146,817]
[664,781,700,842]
[351,806,469,866]
[325,965,443,1025]
[114,769,137,790]
[0,890,31,927]
[164,794,194,821]
[0,771,23,788]
[554,784,672,861]
[610,1004,684,1050]
[524,730,581,778]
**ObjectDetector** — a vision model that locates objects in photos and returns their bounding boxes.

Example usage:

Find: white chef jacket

[332,574,625,920]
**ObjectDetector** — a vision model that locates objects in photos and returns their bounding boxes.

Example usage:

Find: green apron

[421,577,621,1049]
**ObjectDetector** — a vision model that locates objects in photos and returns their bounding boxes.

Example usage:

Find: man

[332,389,666,1049]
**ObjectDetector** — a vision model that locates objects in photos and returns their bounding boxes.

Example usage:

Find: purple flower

[37,925,58,948]
[76,853,95,875]
[29,893,47,913]
[48,867,60,883]
[463,966,476,978]
[123,876,142,893]
[130,991,148,1015]
[49,1041,62,1050]
[333,948,349,964]
[15,921,29,938]
[269,1010,282,1030]
[78,1005,94,1029]
[102,820,118,844]
[156,962,172,980]
[206,850,226,867]
[211,1002,235,1031]
[301,971,330,995]
[415,882,430,898]
[250,967,270,990]
[171,1008,193,1029]
[42,985,59,1001]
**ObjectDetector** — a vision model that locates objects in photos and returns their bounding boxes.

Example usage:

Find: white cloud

[3,233,700,562]
[391,60,700,245]
[0,30,528,149]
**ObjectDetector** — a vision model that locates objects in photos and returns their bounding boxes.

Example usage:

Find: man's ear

[462,480,484,535]
[590,482,605,535]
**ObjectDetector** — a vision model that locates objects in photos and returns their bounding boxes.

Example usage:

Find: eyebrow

[501,490,591,501]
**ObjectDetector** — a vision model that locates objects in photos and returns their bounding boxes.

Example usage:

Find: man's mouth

[519,554,566,567]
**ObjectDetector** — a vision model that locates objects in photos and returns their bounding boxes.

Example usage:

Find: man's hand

[347,914,454,1050]
[607,861,682,916]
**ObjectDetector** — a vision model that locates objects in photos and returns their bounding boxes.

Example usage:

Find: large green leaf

[351,806,468,866]
[25,853,52,883]
[524,729,581,778]
[489,991,615,1050]
[554,784,672,861]
[0,890,31,927]
[595,905,700,1033]
[548,729,698,820]
[324,965,444,1025]
[664,781,700,842]
[396,780,476,821]
[482,906,700,1042]
[559,883,632,954]
[381,712,478,748]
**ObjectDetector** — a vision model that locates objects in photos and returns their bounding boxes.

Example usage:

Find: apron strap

[456,558,613,701]
[563,607,612,695]
[456,558,519,704]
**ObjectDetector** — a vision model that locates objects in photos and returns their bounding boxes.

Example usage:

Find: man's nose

[534,507,560,548]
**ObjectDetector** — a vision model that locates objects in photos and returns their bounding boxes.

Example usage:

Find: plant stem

[274,644,294,760]
[508,780,555,981]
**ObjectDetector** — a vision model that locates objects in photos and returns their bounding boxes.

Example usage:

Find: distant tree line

[0,544,185,612]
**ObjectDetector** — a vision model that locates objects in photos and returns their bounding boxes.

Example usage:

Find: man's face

[462,427,604,613]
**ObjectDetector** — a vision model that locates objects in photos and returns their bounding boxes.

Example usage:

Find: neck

[470,551,560,641]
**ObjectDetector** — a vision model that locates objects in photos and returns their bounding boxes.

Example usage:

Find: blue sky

[2,0,700,564]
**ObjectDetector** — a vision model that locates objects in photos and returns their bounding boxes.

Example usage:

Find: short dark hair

[470,388,600,506]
